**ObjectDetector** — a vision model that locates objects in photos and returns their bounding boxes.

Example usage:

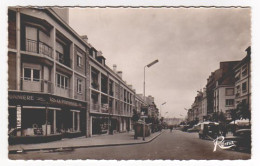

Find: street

[9,130,251,160]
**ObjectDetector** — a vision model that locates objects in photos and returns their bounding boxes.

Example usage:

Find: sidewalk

[9,130,163,153]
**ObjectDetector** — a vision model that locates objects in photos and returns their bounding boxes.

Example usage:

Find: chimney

[128,85,133,89]
[246,46,251,56]
[113,64,117,73]
[81,35,88,42]
[117,71,122,78]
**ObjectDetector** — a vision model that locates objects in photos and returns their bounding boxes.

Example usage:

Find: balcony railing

[101,104,109,113]
[25,39,53,58]
[55,51,72,68]
[91,103,100,112]
[21,78,53,93]
[55,85,72,98]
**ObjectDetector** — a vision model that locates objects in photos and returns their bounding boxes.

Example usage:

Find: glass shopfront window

[92,116,109,135]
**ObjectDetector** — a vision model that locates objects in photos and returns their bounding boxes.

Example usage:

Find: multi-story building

[88,53,136,135]
[206,61,239,119]
[187,109,194,123]
[8,7,159,142]
[233,47,251,112]
[213,71,236,120]
[8,7,90,142]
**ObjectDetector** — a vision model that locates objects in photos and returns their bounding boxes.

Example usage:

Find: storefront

[8,91,87,144]
[90,114,121,135]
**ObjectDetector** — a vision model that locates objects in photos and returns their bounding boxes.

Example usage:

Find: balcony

[91,103,100,112]
[101,103,109,113]
[21,78,53,93]
[55,86,72,98]
[91,81,99,90]
[25,39,53,58]
[109,91,114,96]
[56,51,72,68]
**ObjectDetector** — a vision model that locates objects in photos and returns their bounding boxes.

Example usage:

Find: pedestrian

[170,125,173,132]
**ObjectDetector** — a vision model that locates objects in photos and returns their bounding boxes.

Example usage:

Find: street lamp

[160,102,167,117]
[143,59,159,99]
[142,59,159,141]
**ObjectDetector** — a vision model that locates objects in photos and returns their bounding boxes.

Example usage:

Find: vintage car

[224,129,251,151]
[198,122,220,139]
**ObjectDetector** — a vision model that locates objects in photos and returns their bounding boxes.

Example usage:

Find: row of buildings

[7,7,159,142]
[186,47,251,124]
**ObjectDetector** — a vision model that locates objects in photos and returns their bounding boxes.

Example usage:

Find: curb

[9,131,164,154]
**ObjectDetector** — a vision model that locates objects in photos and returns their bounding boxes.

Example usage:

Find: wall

[8,52,17,90]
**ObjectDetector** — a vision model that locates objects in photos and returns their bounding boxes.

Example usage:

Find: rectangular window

[226,99,234,106]
[56,73,69,89]
[77,79,82,94]
[235,71,240,82]
[33,69,40,81]
[24,68,31,81]
[225,88,234,96]
[242,82,247,93]
[242,65,248,77]
[77,52,83,67]
[23,68,40,82]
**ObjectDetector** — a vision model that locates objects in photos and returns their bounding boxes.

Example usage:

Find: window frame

[23,67,40,82]
[77,78,83,94]
[242,82,247,93]
[225,88,235,96]
[77,52,83,67]
[225,99,234,107]
[56,73,69,89]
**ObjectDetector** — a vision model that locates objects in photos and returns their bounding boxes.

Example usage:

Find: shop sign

[49,97,84,108]
[16,105,21,128]
[9,91,86,109]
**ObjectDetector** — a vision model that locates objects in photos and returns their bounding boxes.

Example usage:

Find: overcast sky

[69,8,251,118]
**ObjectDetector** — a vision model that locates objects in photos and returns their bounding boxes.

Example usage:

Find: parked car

[224,129,251,151]
[198,122,219,139]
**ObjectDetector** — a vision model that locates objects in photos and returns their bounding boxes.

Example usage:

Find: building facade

[88,51,136,136]
[213,73,236,120]
[8,7,159,143]
[206,61,239,119]
[233,47,251,112]
[8,8,90,141]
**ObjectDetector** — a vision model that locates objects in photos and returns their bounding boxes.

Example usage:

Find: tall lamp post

[142,59,159,141]
[160,102,167,118]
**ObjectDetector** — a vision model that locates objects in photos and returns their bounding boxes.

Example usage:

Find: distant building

[164,118,183,126]
[201,88,207,121]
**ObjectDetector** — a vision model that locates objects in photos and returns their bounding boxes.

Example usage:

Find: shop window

[225,88,234,96]
[226,99,234,106]
[77,79,82,94]
[242,82,247,93]
[23,68,40,82]
[56,73,69,89]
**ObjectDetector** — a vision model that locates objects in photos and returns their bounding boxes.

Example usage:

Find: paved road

[9,130,251,160]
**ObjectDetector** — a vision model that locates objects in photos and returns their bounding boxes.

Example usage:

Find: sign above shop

[8,91,86,109]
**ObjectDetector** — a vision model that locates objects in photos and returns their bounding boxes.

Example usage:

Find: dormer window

[92,50,96,58]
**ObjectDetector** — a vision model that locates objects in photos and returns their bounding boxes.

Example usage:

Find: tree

[237,102,250,120]
[218,111,226,123]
